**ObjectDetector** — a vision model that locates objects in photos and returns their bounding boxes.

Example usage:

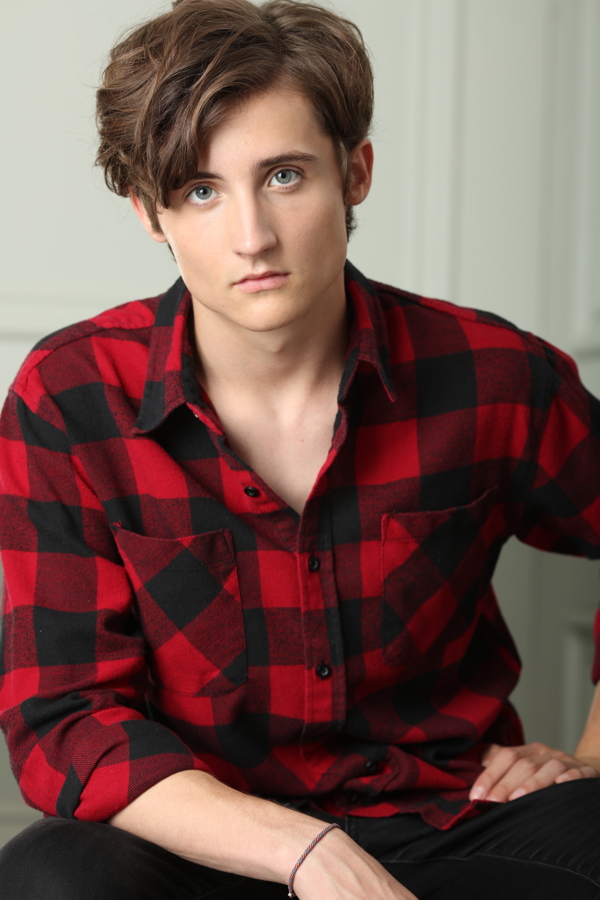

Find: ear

[129,190,169,244]
[345,139,374,207]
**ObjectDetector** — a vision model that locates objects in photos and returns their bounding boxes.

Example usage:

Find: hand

[292,826,419,900]
[469,741,600,803]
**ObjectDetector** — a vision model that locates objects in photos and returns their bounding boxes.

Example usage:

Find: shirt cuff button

[244,486,260,497]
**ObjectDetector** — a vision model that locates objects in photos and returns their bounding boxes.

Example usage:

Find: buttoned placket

[295,418,349,761]
[193,391,349,755]
[183,301,362,771]
[295,518,346,755]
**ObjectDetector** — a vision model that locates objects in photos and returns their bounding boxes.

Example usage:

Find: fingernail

[470,786,485,801]
[509,788,526,801]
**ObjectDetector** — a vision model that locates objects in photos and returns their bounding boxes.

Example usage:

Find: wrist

[291,825,353,895]
[574,741,600,764]
[287,823,341,897]
[264,807,344,885]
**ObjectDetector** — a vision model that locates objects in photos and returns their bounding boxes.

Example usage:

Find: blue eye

[188,185,215,204]
[270,169,300,186]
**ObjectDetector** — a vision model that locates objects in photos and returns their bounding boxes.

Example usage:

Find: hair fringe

[96,0,374,237]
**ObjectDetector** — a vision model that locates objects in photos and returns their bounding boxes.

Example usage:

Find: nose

[230,193,277,257]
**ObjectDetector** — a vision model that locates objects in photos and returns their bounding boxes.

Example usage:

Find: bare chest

[215,397,338,515]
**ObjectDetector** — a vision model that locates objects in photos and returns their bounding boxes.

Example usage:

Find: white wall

[1,0,599,845]
[2,0,597,379]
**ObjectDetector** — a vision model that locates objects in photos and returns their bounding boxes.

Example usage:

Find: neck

[192,289,349,404]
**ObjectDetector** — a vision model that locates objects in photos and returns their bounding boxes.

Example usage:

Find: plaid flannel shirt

[1,261,599,830]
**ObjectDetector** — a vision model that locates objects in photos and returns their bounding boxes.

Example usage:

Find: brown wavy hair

[96,0,373,236]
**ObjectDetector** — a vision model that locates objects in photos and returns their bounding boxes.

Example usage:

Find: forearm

[109,769,337,885]
[109,771,418,899]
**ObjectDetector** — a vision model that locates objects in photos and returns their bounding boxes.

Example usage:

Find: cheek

[172,229,219,277]
[292,196,347,250]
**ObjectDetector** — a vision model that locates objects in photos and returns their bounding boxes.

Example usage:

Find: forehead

[198,86,335,169]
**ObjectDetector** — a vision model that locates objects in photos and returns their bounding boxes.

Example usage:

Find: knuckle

[522,770,547,790]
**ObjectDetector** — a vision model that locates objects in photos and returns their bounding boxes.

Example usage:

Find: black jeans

[2,780,599,899]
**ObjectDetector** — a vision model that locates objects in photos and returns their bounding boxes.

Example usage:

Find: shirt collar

[134,278,197,434]
[341,260,396,403]
[134,261,396,434]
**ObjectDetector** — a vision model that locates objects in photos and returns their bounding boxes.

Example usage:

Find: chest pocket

[381,487,499,671]
[113,525,246,696]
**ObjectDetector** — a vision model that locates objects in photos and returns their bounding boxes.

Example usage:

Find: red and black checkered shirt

[1,262,600,829]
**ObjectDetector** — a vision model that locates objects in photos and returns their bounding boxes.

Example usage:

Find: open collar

[134,261,396,435]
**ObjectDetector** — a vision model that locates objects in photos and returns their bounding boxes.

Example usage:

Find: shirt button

[315,662,331,680]
[308,554,320,572]
[244,486,260,498]
[364,760,378,774]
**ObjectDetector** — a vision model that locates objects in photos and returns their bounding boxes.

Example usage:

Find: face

[131,86,373,341]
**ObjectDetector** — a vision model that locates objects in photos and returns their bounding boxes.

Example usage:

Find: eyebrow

[187,152,320,183]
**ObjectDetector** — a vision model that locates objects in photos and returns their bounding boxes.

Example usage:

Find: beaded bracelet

[287,823,341,898]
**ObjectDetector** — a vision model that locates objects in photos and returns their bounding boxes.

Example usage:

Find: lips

[235,271,289,294]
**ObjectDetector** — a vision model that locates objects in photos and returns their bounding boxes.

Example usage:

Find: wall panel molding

[569,0,600,355]
[395,0,465,302]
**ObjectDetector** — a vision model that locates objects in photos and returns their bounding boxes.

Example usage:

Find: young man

[1,1,600,898]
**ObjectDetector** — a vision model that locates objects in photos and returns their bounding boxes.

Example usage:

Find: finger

[503,757,572,801]
[555,764,599,784]
[483,755,560,803]
[470,746,527,801]
[471,743,563,801]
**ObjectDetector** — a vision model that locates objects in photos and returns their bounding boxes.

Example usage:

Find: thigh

[362,780,600,899]
[385,856,600,900]
[0,818,288,900]
[429,778,600,884]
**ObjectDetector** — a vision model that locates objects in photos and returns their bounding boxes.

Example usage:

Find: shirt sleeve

[515,339,600,556]
[513,338,600,679]
[0,383,212,822]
